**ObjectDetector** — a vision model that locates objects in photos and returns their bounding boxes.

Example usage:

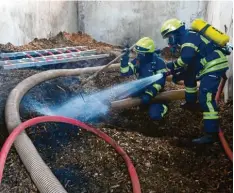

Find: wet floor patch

[53,165,90,193]
[19,75,114,192]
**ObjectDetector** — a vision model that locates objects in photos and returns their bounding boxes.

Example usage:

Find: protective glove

[155,49,161,56]
[163,70,171,77]
[121,46,130,59]
[166,61,175,72]
[121,46,130,69]
[172,69,186,84]
[141,93,152,105]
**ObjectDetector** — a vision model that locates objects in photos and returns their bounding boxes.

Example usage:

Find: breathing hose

[0,116,141,193]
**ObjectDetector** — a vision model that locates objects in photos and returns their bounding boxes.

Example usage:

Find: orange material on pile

[161,47,179,61]
[0,31,119,53]
[63,32,117,51]
[0,31,179,57]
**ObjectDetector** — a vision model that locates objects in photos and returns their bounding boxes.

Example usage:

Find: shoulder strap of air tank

[152,53,157,64]
[187,29,196,33]
[150,53,158,71]
[199,24,211,35]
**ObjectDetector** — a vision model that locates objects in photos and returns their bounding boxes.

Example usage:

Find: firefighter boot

[192,133,219,144]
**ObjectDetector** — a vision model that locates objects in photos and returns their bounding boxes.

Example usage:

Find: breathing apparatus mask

[167,33,180,54]
[167,25,186,55]
[136,52,146,61]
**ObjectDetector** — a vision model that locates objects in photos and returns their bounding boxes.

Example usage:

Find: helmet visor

[134,46,151,53]
[168,35,176,46]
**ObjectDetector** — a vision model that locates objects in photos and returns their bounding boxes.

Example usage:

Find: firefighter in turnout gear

[161,18,230,144]
[120,37,168,120]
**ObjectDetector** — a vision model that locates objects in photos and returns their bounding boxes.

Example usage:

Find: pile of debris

[0,31,118,53]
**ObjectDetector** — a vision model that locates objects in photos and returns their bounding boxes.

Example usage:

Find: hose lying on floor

[215,74,233,162]
[5,63,186,193]
[0,116,141,193]
[219,129,233,162]
[5,63,120,193]
[5,63,232,192]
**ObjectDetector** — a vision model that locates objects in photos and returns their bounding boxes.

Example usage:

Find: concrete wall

[0,1,78,46]
[78,0,233,101]
[206,1,233,101]
[78,1,208,48]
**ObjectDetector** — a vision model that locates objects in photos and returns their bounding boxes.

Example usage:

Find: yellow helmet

[134,37,155,53]
[161,18,184,39]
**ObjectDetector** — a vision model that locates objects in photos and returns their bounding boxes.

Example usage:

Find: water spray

[22,74,163,122]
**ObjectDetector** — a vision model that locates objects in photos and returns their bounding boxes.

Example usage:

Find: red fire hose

[219,129,233,162]
[215,74,233,162]
[215,74,228,104]
[167,70,232,161]
[0,116,141,193]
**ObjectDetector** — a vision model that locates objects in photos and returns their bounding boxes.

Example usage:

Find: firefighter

[160,18,229,144]
[120,37,168,120]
